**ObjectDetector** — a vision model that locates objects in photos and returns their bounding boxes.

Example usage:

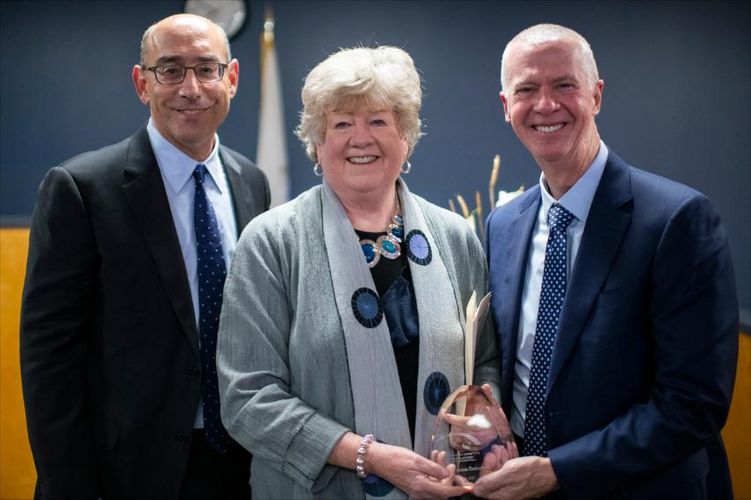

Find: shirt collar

[539,141,608,224]
[146,118,223,194]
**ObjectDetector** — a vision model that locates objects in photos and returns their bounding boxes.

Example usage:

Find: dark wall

[2,0,749,320]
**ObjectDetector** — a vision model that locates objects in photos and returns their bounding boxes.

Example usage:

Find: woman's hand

[368,442,473,499]
[430,450,473,488]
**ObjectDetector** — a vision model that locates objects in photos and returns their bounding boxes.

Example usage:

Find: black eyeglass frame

[141,62,230,85]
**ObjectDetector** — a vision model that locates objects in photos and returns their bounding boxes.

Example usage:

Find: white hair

[295,46,423,162]
[500,23,599,91]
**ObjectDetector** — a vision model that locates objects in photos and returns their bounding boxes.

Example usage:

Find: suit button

[175,432,189,445]
[187,367,200,379]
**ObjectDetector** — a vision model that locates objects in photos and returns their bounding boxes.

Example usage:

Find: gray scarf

[322,178,466,499]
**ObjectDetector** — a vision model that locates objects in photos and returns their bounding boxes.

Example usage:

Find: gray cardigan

[217,184,499,499]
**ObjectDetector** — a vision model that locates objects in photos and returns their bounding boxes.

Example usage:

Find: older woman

[217,46,498,499]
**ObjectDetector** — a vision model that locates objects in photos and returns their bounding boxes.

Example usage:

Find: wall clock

[184,0,247,39]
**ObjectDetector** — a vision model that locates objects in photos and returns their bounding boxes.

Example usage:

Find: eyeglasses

[142,62,228,85]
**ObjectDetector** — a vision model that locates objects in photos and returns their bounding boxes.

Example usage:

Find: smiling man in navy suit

[477,24,738,499]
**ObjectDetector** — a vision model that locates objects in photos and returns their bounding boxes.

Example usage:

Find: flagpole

[257,5,290,207]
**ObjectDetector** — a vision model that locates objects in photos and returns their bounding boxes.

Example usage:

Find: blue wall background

[1,0,749,322]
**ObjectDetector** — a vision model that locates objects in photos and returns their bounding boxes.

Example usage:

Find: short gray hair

[296,46,423,162]
[500,24,599,91]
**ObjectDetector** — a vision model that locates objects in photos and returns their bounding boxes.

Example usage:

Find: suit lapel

[221,147,255,231]
[495,189,540,404]
[121,128,199,354]
[548,153,633,390]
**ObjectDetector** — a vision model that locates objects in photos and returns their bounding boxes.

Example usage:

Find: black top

[355,229,420,443]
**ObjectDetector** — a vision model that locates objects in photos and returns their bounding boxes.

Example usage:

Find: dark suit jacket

[20,127,270,499]
[486,151,738,499]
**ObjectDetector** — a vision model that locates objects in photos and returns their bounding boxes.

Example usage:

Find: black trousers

[179,430,251,500]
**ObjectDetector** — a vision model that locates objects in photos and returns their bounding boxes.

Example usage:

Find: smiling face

[316,106,408,203]
[500,38,602,174]
[132,15,238,161]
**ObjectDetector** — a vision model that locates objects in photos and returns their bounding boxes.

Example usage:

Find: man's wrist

[539,457,560,492]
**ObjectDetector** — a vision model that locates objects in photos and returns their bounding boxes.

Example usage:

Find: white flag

[257,15,289,207]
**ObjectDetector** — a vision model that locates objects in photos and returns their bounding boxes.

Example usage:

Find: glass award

[431,384,513,482]
[430,292,515,483]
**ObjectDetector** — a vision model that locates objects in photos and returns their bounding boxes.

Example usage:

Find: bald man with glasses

[20,14,269,499]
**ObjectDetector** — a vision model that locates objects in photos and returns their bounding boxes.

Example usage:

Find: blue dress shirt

[146,118,238,428]
[512,141,609,437]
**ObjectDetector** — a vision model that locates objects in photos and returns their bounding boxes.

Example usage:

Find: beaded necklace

[358,194,404,269]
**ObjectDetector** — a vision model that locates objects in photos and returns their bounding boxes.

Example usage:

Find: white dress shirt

[146,119,238,428]
[511,142,609,437]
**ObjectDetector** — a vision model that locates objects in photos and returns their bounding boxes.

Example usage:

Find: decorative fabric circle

[351,287,383,328]
[423,371,451,415]
[363,473,395,497]
[405,229,432,266]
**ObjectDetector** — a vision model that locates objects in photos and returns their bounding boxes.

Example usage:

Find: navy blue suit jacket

[485,150,738,499]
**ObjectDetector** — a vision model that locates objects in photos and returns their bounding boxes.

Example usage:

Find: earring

[313,163,323,176]
[401,161,412,174]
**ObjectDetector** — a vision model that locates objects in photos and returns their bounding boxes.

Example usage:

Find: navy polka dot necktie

[193,164,231,453]
[523,203,575,457]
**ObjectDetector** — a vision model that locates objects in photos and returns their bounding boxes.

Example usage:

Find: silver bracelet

[355,433,374,479]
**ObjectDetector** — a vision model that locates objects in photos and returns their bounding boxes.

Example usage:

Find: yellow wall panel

[0,228,35,499]
[724,331,751,500]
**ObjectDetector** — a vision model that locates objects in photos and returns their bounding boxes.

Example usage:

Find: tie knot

[193,164,207,184]
[548,203,574,230]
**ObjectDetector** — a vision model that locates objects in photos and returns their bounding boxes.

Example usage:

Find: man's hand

[472,456,559,499]
[478,441,518,478]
